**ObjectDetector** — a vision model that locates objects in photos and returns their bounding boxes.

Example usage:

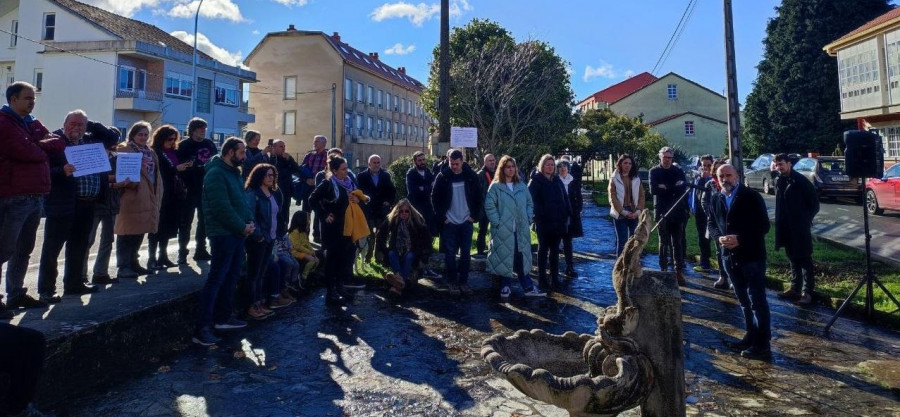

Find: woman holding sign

[114,121,163,279]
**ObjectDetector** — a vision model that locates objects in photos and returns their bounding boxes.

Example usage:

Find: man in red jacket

[0,82,64,318]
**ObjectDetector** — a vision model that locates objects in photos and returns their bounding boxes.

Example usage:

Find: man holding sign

[37,109,119,301]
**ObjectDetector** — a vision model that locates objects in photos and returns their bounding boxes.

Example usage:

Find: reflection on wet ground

[66,199,900,416]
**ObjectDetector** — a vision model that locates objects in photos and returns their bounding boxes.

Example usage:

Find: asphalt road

[759,194,900,265]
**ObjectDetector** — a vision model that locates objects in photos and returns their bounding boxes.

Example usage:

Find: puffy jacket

[528,172,571,234]
[202,155,253,238]
[485,181,533,278]
[0,107,61,197]
[431,163,482,225]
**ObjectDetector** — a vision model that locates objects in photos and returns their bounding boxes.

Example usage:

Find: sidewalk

[6,199,900,415]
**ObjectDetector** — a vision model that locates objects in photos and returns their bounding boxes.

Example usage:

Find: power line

[651,0,697,75]
[656,0,698,75]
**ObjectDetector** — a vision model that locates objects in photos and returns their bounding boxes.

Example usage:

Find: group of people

[610,146,819,361]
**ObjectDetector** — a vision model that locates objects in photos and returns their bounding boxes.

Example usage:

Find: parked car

[744,153,803,194]
[865,162,900,215]
[793,156,861,200]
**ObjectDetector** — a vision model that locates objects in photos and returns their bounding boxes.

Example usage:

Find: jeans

[785,248,815,294]
[0,195,43,301]
[37,200,96,295]
[694,211,711,266]
[179,193,206,253]
[245,239,274,305]
[536,229,563,288]
[389,250,416,281]
[0,324,45,416]
[441,221,473,285]
[84,213,116,278]
[612,216,638,257]
[276,252,300,286]
[500,235,535,291]
[657,217,686,271]
[197,235,245,329]
[723,257,771,348]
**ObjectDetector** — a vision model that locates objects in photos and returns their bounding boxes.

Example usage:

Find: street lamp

[189,0,204,117]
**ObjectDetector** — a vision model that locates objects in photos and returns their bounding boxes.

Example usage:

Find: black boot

[157,240,176,268]
[178,249,189,265]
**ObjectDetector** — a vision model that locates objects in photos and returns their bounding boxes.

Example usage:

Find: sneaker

[460,284,474,295]
[797,292,813,305]
[524,287,547,297]
[423,269,441,279]
[63,284,99,296]
[385,272,406,290]
[269,295,294,309]
[692,265,709,273]
[7,294,48,309]
[448,284,461,295]
[92,274,119,285]
[777,288,801,300]
[499,286,511,300]
[192,327,220,346]
[280,288,297,302]
[39,294,62,304]
[740,345,772,360]
[214,317,248,330]
[246,305,269,320]
[117,268,139,279]
[193,249,212,261]
[712,277,730,289]
[726,334,754,351]
[133,265,150,275]
[259,305,275,316]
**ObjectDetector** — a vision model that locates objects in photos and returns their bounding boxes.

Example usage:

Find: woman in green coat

[485,155,545,300]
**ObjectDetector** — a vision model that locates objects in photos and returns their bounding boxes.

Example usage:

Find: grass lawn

[590,180,900,325]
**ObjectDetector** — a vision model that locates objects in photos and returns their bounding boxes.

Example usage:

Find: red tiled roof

[324,34,424,92]
[579,72,657,105]
[831,7,900,45]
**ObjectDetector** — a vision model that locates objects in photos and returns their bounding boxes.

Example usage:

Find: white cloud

[252,29,260,35]
[82,0,163,17]
[170,30,245,68]
[384,43,415,55]
[370,0,471,26]
[168,0,244,22]
[271,0,309,5]
[583,60,633,82]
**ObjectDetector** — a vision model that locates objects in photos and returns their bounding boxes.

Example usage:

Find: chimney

[370,52,379,60]
[398,67,406,74]
[287,24,296,31]
[332,32,341,42]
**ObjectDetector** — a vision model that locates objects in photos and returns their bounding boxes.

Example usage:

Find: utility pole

[438,0,450,144]
[190,0,204,118]
[724,0,743,178]
[331,83,336,148]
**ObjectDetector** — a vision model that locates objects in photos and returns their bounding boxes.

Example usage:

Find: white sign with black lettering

[450,127,478,148]
[64,143,110,177]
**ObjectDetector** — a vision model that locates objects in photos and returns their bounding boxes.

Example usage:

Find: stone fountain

[482,211,685,416]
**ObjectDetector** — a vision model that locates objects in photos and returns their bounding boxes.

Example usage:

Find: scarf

[396,219,411,256]
[559,173,574,194]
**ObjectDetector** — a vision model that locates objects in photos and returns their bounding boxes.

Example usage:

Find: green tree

[743,0,892,155]
[577,108,667,170]
[423,19,576,168]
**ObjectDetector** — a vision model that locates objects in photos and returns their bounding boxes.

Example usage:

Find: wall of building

[652,116,727,157]
[611,74,727,125]
[37,51,116,127]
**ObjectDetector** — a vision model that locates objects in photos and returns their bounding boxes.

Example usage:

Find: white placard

[63,143,111,177]
[115,152,143,183]
[450,127,478,148]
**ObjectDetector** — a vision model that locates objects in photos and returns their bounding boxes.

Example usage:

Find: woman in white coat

[608,154,646,257]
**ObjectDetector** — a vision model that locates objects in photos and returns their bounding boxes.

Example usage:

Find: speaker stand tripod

[824,179,900,333]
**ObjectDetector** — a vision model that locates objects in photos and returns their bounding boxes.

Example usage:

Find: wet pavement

[59,199,900,417]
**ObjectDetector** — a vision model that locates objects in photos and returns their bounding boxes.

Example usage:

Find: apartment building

[0,0,255,141]
[577,72,727,157]
[245,26,431,166]
[825,7,900,165]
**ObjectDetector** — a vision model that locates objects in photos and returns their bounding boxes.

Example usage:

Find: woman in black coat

[557,160,583,278]
[147,125,191,270]
[528,154,571,291]
[309,156,358,303]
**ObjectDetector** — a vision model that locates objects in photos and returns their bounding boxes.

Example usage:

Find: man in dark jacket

[650,146,689,284]
[707,164,772,360]
[474,153,496,258]
[431,149,482,296]
[773,153,820,305]
[176,117,217,263]
[690,155,715,272]
[406,151,439,278]
[357,154,397,262]
[0,82,64,317]
[37,110,119,301]
[194,137,254,346]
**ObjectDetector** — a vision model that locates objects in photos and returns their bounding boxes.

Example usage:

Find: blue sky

[86,0,793,103]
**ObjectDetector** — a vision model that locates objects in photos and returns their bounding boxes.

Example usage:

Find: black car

[744,153,801,194]
[793,156,861,200]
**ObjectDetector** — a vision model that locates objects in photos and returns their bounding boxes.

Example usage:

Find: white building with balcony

[0,0,255,141]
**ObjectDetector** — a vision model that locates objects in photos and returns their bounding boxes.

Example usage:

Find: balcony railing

[115,89,163,101]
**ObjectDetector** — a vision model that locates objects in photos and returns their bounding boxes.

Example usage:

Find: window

[9,20,17,48]
[6,71,14,87]
[376,119,383,138]
[684,120,695,136]
[393,96,399,111]
[356,114,364,135]
[386,120,392,138]
[215,83,239,106]
[667,84,677,100]
[137,70,146,92]
[377,90,383,108]
[196,78,211,113]
[367,116,374,136]
[42,13,55,41]
[284,76,296,99]
[357,82,364,102]
[395,121,400,137]
[367,86,374,105]
[283,111,296,135]
[344,78,352,100]
[118,66,136,91]
[344,112,352,134]
[33,69,42,92]
[165,72,192,98]
[386,93,392,111]
[402,98,407,114]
